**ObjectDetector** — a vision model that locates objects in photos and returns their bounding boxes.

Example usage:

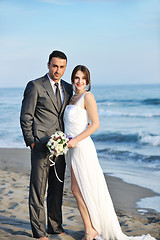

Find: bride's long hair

[71,65,91,92]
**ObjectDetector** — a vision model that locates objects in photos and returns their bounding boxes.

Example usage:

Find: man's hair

[48,50,67,65]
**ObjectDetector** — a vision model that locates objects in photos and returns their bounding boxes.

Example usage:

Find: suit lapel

[42,75,59,113]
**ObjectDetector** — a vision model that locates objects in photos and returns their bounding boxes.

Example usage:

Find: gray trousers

[29,144,66,238]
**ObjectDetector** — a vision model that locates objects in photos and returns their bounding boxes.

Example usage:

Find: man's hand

[30,142,35,149]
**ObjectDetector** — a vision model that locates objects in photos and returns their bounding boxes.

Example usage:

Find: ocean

[0,84,160,212]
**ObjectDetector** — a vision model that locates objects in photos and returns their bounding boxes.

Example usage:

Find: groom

[20,50,73,239]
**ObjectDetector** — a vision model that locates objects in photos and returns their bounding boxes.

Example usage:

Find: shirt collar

[47,74,61,87]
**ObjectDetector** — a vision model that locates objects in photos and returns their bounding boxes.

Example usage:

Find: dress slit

[70,165,95,230]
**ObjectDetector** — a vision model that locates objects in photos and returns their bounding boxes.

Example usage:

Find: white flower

[46,131,69,157]
[57,144,63,152]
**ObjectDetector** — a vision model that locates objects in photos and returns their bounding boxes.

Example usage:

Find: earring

[86,84,90,92]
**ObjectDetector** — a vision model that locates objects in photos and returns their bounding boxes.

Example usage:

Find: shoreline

[0,148,160,239]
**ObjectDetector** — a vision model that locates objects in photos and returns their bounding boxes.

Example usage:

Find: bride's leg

[71,167,97,240]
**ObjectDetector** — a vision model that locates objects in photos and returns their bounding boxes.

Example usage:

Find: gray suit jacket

[20,74,73,147]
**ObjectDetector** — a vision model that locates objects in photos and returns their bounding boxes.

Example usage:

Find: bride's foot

[85,228,98,240]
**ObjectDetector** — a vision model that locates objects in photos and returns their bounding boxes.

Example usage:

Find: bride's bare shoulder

[84,92,96,105]
[84,92,95,100]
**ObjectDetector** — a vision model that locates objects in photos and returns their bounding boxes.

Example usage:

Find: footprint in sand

[8,202,19,209]
[0,188,6,194]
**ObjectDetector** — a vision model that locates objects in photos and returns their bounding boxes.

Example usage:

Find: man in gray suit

[20,50,73,239]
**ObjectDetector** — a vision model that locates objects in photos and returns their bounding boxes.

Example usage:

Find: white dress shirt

[47,74,65,104]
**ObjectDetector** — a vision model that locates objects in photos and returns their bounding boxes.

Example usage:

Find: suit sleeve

[20,81,38,146]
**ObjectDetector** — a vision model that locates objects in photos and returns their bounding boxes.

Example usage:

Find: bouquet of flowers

[46,131,71,183]
[47,131,70,157]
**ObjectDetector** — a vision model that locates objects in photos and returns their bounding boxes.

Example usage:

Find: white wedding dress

[63,93,156,240]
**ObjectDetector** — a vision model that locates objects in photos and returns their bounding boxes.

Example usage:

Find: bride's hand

[67,138,78,148]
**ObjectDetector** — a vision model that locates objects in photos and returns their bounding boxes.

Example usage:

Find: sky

[0,0,160,87]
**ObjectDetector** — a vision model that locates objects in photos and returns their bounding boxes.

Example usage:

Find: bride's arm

[67,92,100,148]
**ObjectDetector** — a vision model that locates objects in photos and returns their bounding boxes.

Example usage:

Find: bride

[63,65,156,240]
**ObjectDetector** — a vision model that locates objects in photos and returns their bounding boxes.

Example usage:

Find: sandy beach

[0,148,159,239]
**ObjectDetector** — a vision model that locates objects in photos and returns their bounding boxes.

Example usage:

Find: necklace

[74,90,86,97]
[71,90,86,103]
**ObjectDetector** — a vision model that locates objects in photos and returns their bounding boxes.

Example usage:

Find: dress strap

[76,92,89,109]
